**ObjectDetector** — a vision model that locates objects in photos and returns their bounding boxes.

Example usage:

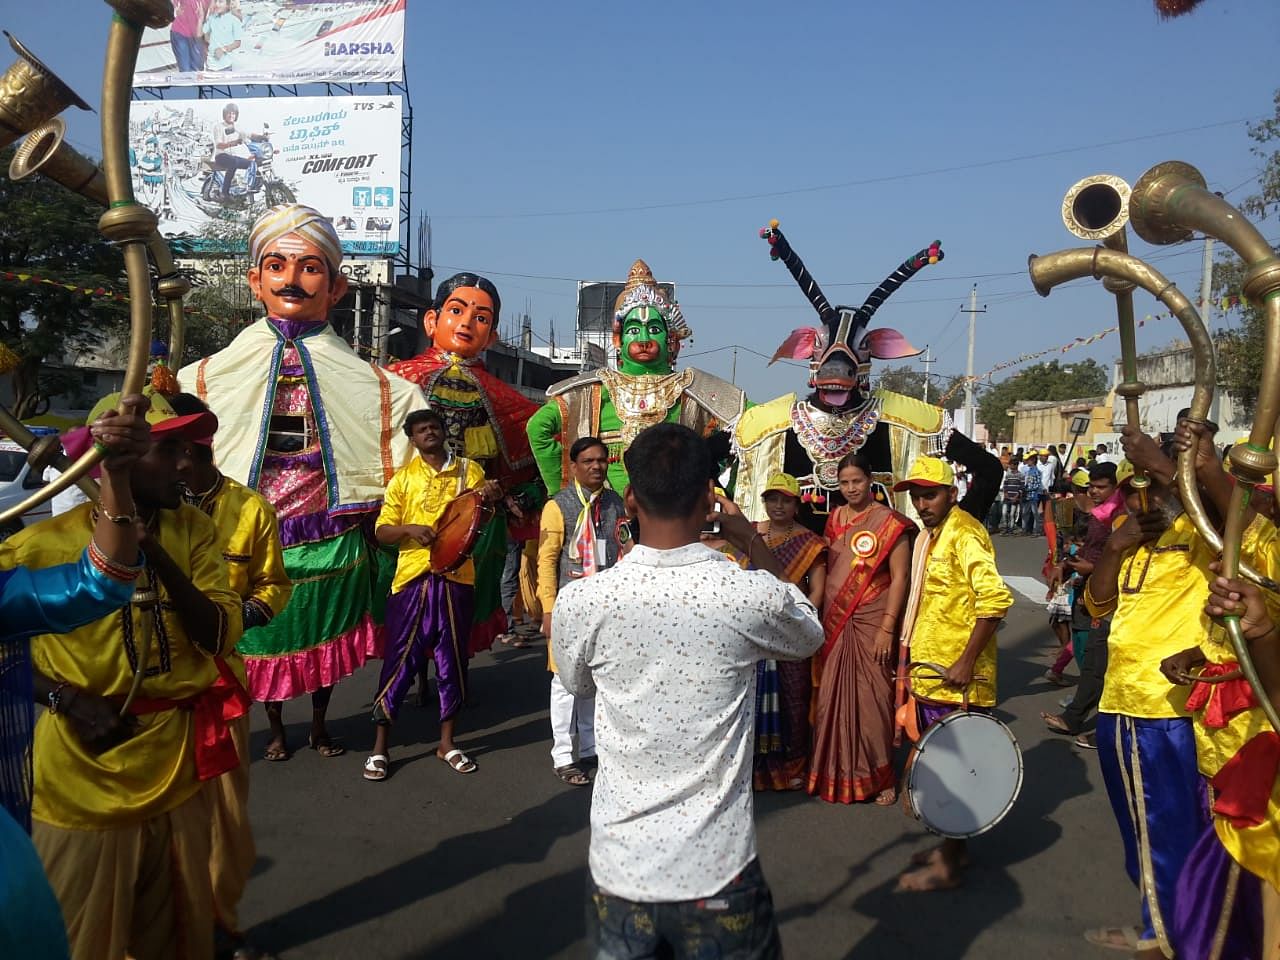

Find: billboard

[176,258,391,285]
[129,95,402,255]
[133,0,405,88]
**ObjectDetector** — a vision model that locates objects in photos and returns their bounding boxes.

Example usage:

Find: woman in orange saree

[752,474,827,790]
[809,453,913,804]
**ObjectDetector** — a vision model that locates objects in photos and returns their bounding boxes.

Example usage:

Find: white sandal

[440,748,477,774]
[362,754,388,781]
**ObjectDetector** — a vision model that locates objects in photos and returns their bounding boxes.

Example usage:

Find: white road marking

[1004,575,1048,605]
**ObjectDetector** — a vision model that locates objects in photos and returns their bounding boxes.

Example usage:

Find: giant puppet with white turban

[179,204,426,759]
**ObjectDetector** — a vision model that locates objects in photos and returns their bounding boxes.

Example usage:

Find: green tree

[1212,88,1280,413]
[874,364,964,411]
[164,220,257,367]
[0,145,129,417]
[977,358,1109,442]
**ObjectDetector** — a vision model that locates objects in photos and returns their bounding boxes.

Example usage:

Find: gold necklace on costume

[790,399,880,489]
[598,367,695,446]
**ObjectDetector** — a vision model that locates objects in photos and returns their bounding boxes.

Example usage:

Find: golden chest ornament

[598,367,695,446]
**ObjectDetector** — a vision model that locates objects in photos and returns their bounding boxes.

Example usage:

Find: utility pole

[961,285,987,434]
[731,346,738,385]
[919,345,934,403]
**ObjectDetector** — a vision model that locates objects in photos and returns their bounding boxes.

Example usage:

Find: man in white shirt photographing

[553,423,824,959]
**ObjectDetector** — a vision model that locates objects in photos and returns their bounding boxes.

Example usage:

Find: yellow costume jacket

[2,504,243,830]
[1085,512,1212,719]
[186,472,292,683]
[733,389,944,521]
[907,506,1012,707]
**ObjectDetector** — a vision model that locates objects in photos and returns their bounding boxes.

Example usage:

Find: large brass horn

[1124,160,1280,734]
[2,3,176,716]
[1061,174,1150,506]
[1035,161,1280,737]
[11,118,192,369]
[0,32,89,149]
[0,3,178,526]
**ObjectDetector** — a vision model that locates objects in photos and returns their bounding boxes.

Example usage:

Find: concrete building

[1008,396,1111,448]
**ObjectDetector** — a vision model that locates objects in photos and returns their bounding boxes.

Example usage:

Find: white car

[0,432,57,538]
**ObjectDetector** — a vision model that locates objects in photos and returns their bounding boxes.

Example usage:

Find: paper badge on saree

[851,530,879,559]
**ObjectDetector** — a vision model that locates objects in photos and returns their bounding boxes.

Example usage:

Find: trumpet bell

[0,33,89,151]
[1062,173,1132,242]
[10,118,109,205]
[1129,161,1208,246]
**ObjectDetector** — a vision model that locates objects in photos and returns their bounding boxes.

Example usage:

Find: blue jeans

[500,536,521,620]
[587,859,782,960]
[170,31,205,73]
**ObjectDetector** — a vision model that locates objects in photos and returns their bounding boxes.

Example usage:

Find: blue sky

[4,0,1279,403]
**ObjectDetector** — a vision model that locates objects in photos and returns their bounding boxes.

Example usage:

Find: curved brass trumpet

[1061,174,1149,506]
[0,3,179,527]
[1,3,177,714]
[1030,161,1280,737]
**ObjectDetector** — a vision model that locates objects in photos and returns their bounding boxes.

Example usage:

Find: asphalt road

[237,532,1135,959]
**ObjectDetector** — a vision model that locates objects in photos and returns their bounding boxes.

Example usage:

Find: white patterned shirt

[552,542,823,902]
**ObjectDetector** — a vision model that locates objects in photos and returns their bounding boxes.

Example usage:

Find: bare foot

[874,788,897,806]
[909,844,971,869]
[896,861,962,893]
[263,737,289,762]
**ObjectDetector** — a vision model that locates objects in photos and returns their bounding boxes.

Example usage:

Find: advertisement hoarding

[176,258,391,285]
[133,0,405,88]
[129,95,402,255]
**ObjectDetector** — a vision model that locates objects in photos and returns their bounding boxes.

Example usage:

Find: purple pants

[917,698,989,730]
[1173,824,1263,959]
[373,573,473,724]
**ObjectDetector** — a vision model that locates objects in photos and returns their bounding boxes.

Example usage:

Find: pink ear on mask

[861,327,921,360]
[770,328,820,365]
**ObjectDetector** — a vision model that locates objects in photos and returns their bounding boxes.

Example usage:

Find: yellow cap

[1071,468,1091,488]
[86,389,218,440]
[1116,459,1136,488]
[892,456,954,492]
[762,472,801,498]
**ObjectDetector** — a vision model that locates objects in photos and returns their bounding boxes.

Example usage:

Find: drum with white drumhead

[903,662,1023,839]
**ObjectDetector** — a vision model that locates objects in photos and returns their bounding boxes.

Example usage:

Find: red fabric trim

[469,606,507,657]
[1186,661,1257,729]
[1211,731,1280,829]
[118,659,250,781]
[806,762,895,804]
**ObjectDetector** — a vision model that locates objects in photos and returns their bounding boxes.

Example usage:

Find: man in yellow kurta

[1082,464,1213,960]
[4,393,244,960]
[170,392,292,954]
[364,408,502,782]
[894,456,1012,893]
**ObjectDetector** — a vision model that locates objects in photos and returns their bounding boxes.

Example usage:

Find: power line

[430,116,1261,220]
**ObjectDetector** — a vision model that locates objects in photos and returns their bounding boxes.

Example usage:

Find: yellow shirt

[536,498,566,615]
[909,506,1012,707]
[1092,512,1211,718]
[188,473,292,684]
[1186,514,1280,887]
[377,453,486,592]
[0,503,243,830]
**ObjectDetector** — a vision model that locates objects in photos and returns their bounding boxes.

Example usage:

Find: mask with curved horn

[761,220,942,397]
